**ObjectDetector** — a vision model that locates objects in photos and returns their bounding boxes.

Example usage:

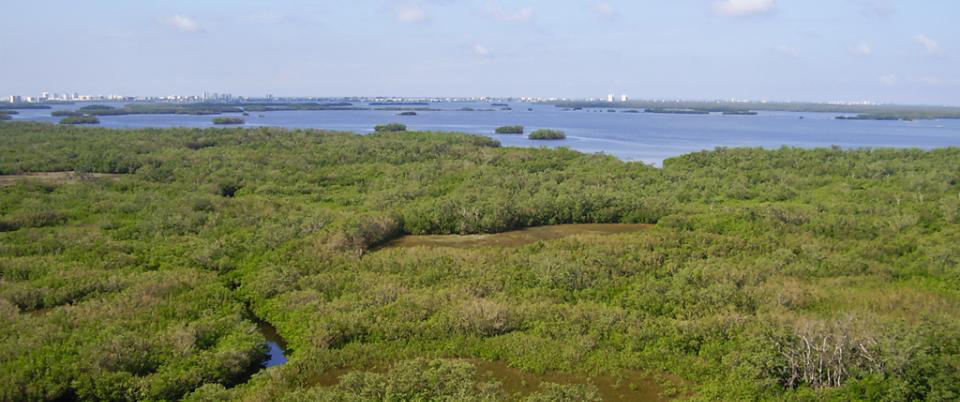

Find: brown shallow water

[380,224,652,249]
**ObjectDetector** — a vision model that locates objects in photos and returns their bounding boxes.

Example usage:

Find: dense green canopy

[0,122,958,401]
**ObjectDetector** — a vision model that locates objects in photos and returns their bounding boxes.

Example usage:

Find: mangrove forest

[0,122,957,401]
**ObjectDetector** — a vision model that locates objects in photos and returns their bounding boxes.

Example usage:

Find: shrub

[59,116,100,125]
[51,111,83,117]
[374,123,407,132]
[495,125,524,134]
[528,129,566,140]
[79,104,115,111]
[212,117,244,125]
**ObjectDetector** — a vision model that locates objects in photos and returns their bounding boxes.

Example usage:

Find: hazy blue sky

[1,0,957,104]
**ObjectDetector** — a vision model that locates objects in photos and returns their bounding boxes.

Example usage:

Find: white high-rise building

[607,94,615,102]
[621,95,629,102]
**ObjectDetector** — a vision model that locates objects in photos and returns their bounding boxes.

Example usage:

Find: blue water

[11,102,960,165]
[263,341,287,368]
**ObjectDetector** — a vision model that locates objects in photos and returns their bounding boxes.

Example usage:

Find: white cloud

[849,43,873,56]
[595,1,618,18]
[395,5,428,24]
[486,3,534,23]
[473,44,491,58]
[157,15,203,33]
[914,34,942,56]
[713,0,776,17]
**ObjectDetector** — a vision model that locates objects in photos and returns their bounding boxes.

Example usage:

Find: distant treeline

[551,100,960,119]
[837,111,960,121]
[369,102,430,106]
[644,108,710,115]
[50,103,483,117]
[66,104,245,116]
[240,102,357,112]
[0,104,51,110]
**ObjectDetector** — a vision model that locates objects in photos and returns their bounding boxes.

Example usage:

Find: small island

[398,111,417,116]
[79,104,115,111]
[722,110,758,115]
[644,108,710,115]
[836,114,913,121]
[212,117,245,125]
[0,113,12,121]
[374,123,407,132]
[495,125,524,134]
[59,116,100,125]
[528,129,566,140]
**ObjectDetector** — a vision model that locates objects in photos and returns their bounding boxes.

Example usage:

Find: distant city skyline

[5,89,905,107]
[2,1,958,105]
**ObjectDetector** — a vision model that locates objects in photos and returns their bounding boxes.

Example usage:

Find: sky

[1,0,957,104]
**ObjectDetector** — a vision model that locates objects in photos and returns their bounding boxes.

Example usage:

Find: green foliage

[495,125,524,134]
[62,103,245,116]
[59,116,100,124]
[212,117,244,125]
[554,99,960,119]
[375,123,407,132]
[79,104,116,111]
[528,129,566,140]
[1,122,958,401]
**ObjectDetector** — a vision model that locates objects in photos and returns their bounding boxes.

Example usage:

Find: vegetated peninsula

[644,108,710,115]
[58,116,99,124]
[51,102,455,117]
[0,104,51,110]
[833,111,960,121]
[551,99,960,120]
[51,110,84,117]
[1,121,958,401]
[528,129,566,140]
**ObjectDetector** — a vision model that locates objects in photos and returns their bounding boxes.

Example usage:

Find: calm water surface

[12,102,960,165]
